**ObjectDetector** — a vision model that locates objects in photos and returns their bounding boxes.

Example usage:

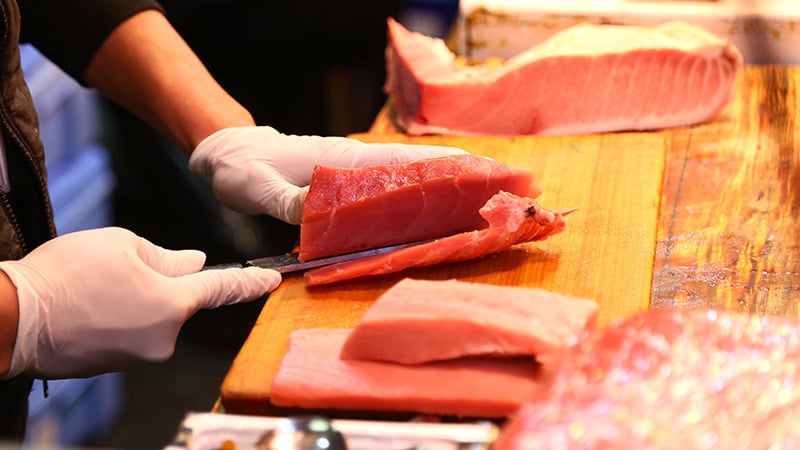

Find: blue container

[402,0,460,38]
[47,144,116,235]
[26,374,124,446]
[19,44,101,171]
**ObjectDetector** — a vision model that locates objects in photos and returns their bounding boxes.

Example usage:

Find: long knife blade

[205,206,578,274]
[203,240,429,274]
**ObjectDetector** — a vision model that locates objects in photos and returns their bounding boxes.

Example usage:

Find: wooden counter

[219,65,800,416]
[652,66,800,314]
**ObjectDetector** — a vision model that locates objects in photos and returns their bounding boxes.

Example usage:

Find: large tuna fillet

[299,154,540,261]
[386,18,742,136]
[493,309,800,449]
[340,278,598,364]
[270,328,543,418]
[304,190,567,286]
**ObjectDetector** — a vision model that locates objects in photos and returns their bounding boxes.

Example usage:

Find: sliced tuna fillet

[493,309,800,449]
[270,328,543,418]
[340,278,597,364]
[304,190,567,286]
[299,154,541,261]
[386,18,742,136]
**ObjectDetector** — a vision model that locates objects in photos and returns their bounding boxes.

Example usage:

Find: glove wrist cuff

[189,126,280,180]
[188,128,230,181]
[0,262,39,379]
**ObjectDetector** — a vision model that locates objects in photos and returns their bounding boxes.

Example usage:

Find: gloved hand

[188,126,468,224]
[0,227,280,379]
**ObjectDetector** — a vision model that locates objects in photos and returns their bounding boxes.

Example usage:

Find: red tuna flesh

[340,278,598,364]
[304,190,567,286]
[299,154,540,261]
[270,328,543,418]
[386,18,742,136]
[493,309,800,449]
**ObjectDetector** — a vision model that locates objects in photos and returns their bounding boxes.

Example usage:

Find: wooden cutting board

[651,65,800,314]
[220,131,666,415]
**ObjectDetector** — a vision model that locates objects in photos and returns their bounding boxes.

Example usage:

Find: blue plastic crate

[26,374,124,447]
[19,45,101,171]
[401,0,459,38]
[47,144,116,235]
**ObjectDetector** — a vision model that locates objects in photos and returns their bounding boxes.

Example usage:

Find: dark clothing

[0,0,161,440]
[18,0,164,84]
[0,0,52,260]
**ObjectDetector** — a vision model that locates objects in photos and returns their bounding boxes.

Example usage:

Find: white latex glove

[0,227,280,379]
[188,126,468,224]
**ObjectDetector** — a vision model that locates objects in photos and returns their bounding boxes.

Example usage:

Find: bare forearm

[0,271,19,377]
[84,10,255,155]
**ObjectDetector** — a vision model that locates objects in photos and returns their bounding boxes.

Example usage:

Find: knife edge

[203,240,432,274]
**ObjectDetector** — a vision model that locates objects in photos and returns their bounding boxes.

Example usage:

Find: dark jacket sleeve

[17,0,165,84]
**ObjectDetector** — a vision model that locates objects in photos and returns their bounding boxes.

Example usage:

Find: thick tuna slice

[299,154,540,261]
[493,309,800,449]
[270,328,543,418]
[340,278,597,364]
[386,18,742,136]
[304,191,566,286]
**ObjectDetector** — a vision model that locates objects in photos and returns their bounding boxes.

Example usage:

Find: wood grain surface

[652,66,800,313]
[220,132,666,415]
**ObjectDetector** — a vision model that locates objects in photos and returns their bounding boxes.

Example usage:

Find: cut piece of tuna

[299,154,541,261]
[270,328,543,418]
[340,278,598,364]
[304,190,567,286]
[492,309,800,449]
[386,18,743,136]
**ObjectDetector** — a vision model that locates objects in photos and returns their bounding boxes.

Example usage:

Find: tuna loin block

[340,278,598,364]
[299,154,540,261]
[386,18,743,136]
[304,191,567,286]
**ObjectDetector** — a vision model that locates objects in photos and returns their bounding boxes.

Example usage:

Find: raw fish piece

[270,328,543,418]
[386,18,742,136]
[304,191,566,286]
[340,278,598,364]
[299,154,540,261]
[493,309,800,449]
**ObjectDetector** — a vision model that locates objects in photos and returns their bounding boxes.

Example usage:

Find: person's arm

[0,273,19,377]
[83,8,468,225]
[83,9,254,155]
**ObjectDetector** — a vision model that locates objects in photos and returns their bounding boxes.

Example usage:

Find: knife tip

[556,207,580,216]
